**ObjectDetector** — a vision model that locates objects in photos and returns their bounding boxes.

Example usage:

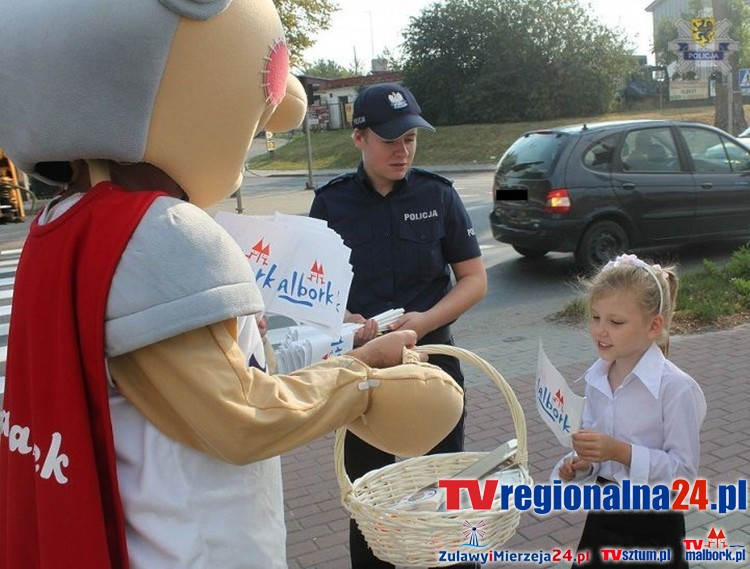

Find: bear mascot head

[0,1,464,567]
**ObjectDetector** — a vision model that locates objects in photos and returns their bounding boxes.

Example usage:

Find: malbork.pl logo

[684,527,747,563]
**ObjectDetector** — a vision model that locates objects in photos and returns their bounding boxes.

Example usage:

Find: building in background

[298,69,402,130]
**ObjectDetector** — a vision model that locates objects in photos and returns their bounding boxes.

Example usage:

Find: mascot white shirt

[0,1,465,568]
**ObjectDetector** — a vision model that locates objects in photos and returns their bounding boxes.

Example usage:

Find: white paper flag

[535,339,585,448]
[215,211,353,335]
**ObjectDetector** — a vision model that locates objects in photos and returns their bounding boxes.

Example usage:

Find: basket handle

[335,344,527,499]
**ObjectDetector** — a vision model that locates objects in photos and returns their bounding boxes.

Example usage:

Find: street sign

[740,69,750,95]
[669,18,738,75]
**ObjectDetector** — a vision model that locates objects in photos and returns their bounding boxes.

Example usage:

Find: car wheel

[575,220,628,270]
[512,246,549,259]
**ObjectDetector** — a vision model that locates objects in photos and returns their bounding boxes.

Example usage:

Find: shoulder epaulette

[410,167,454,186]
[314,172,356,195]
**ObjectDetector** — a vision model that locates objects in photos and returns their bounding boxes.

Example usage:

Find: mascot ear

[158,0,231,20]
[263,75,307,133]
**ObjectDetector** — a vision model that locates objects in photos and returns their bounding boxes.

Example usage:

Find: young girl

[554,254,707,568]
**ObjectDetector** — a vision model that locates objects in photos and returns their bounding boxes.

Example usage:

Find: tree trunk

[713,0,747,135]
[714,71,729,131]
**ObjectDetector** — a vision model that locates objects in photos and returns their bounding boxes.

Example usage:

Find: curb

[244,164,496,179]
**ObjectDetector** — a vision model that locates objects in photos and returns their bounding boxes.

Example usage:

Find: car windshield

[496,132,566,177]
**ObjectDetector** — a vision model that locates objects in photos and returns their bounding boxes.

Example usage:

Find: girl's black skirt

[573,479,687,568]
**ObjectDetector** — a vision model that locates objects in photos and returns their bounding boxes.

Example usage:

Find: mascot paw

[347,362,463,457]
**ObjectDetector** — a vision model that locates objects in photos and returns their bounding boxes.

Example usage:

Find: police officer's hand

[348,330,427,368]
[345,311,379,347]
[388,311,431,340]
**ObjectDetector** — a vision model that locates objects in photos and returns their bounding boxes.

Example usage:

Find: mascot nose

[265,40,290,106]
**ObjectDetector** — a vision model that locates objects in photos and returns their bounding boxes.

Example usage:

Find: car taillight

[545,189,570,214]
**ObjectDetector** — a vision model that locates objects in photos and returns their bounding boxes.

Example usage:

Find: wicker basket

[334,344,532,567]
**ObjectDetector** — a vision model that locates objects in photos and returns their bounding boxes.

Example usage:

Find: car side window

[723,139,750,172]
[680,127,735,173]
[620,128,681,172]
[582,134,618,172]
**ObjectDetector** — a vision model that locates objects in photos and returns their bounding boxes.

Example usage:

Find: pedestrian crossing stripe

[0,249,19,403]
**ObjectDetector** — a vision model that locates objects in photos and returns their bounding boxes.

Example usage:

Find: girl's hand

[558,455,592,482]
[571,429,632,466]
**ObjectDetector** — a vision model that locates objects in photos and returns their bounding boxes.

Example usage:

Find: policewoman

[309,83,487,569]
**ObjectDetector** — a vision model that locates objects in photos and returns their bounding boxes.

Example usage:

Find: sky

[302,0,655,71]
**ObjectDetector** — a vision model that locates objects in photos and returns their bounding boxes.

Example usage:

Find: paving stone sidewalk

[282,326,750,569]
[3,183,747,569]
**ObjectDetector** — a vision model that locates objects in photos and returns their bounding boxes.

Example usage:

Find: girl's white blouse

[581,342,707,485]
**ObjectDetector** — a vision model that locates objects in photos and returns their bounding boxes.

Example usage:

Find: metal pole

[368,11,375,63]
[303,113,315,190]
[235,186,244,214]
[728,71,734,136]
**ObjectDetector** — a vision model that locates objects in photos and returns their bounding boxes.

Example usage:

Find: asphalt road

[3,170,747,384]
[206,170,750,383]
[213,170,746,314]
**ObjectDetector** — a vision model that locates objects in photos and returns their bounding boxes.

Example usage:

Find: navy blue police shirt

[309,164,481,319]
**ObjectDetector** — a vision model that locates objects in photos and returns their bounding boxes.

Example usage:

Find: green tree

[652,0,704,66]
[376,48,403,72]
[302,59,353,79]
[712,0,749,134]
[273,0,337,66]
[401,0,634,125]
[653,0,749,134]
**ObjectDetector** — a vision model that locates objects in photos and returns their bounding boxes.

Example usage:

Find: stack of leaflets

[270,323,358,374]
[391,439,525,512]
[216,212,353,336]
[373,308,404,333]
[267,308,407,374]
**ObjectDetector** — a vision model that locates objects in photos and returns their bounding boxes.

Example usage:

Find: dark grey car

[489,120,750,268]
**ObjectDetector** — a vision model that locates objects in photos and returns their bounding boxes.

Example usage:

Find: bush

[557,243,750,329]
[725,245,750,279]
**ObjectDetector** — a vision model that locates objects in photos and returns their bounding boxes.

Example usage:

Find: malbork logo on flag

[535,340,585,448]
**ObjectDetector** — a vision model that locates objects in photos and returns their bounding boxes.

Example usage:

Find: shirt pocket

[398,220,446,277]
[339,222,378,278]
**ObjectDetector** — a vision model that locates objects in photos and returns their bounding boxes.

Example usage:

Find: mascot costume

[0,1,465,567]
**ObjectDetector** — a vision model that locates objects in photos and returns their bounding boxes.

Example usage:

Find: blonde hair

[586,257,679,356]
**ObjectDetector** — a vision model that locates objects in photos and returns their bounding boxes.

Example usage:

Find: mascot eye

[264,40,290,106]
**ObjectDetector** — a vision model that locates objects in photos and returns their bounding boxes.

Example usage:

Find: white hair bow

[603,254,664,314]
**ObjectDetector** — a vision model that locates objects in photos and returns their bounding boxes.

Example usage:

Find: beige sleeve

[107,321,371,465]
